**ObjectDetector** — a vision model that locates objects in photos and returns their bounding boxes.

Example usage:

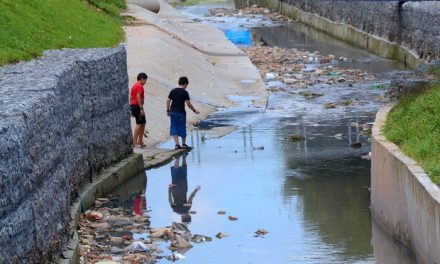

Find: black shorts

[130,105,146,125]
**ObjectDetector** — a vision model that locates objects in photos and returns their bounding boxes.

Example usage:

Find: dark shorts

[170,112,186,137]
[130,105,146,125]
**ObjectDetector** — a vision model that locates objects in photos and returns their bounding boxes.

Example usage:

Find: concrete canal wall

[0,47,134,263]
[371,104,440,264]
[246,0,440,68]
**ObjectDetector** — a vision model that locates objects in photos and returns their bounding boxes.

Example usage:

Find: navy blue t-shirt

[168,88,190,113]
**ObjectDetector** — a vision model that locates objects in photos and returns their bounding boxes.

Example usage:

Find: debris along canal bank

[76,1,429,263]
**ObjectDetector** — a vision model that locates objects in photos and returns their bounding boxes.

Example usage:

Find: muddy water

[109,1,418,263]
[250,24,409,76]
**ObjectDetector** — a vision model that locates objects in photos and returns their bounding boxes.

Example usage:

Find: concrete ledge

[136,147,190,169]
[371,104,440,263]
[59,154,144,264]
[250,0,423,68]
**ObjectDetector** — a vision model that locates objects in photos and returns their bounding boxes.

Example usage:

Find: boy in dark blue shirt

[166,77,199,150]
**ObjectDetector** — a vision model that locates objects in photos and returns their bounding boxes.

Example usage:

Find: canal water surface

[109,1,417,263]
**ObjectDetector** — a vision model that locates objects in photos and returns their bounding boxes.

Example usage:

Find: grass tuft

[88,0,127,17]
[0,0,126,66]
[383,71,440,185]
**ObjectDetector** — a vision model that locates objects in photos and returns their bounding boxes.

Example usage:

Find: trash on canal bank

[191,234,213,243]
[207,7,292,22]
[323,102,336,109]
[351,142,362,148]
[215,232,229,239]
[241,45,375,91]
[167,252,187,261]
[130,241,150,252]
[254,229,269,237]
[78,195,226,263]
[285,135,305,141]
[296,91,324,98]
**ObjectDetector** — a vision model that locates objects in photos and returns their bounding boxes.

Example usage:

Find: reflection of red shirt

[130,82,144,106]
[133,196,145,216]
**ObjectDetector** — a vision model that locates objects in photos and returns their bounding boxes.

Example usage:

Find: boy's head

[137,72,148,85]
[178,76,189,88]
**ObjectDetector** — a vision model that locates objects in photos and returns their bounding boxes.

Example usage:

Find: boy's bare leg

[133,125,140,145]
[173,135,180,146]
[138,124,146,145]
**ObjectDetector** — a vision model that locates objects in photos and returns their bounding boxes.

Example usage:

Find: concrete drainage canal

[78,0,423,263]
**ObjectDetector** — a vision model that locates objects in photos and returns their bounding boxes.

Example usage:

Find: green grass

[383,74,440,185]
[88,0,127,17]
[0,0,126,66]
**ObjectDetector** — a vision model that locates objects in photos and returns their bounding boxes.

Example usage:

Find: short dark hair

[178,76,189,86]
[181,214,191,222]
[137,72,148,81]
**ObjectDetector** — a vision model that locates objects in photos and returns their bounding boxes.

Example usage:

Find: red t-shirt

[133,196,145,216]
[130,82,144,106]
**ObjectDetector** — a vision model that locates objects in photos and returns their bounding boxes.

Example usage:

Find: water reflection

[275,114,373,260]
[107,114,417,263]
[107,172,148,213]
[372,220,417,264]
[168,154,201,223]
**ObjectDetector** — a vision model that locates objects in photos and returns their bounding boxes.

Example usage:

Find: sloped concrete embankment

[371,104,440,263]
[0,47,135,263]
[245,0,440,68]
[124,1,268,164]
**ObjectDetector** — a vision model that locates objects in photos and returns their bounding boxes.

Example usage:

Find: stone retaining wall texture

[371,105,440,263]
[283,0,440,61]
[0,47,132,263]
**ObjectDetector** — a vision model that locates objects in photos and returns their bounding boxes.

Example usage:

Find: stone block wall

[0,47,132,263]
[283,0,440,61]
[246,0,440,67]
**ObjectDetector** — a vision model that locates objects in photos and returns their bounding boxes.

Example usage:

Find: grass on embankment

[383,70,440,185]
[0,0,126,66]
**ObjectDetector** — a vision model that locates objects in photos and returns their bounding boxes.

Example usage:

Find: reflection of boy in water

[133,194,146,216]
[133,174,148,216]
[168,155,200,223]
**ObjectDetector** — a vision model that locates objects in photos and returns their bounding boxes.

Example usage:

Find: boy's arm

[186,100,199,114]
[168,185,175,205]
[188,185,201,203]
[137,93,144,116]
[166,98,171,116]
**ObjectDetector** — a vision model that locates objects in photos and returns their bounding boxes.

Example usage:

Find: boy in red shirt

[130,72,148,148]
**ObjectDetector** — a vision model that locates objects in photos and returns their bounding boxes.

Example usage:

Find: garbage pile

[242,45,375,90]
[78,198,269,263]
[207,5,292,22]
[78,198,215,263]
[78,199,158,263]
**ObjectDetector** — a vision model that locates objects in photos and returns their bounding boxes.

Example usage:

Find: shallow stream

[108,1,417,262]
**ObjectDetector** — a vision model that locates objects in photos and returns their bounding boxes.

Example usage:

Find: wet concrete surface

[105,1,418,263]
